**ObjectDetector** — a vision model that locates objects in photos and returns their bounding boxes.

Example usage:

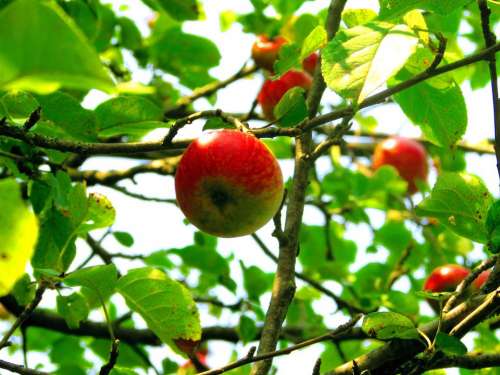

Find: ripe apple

[423,264,470,312]
[175,129,284,238]
[251,35,287,71]
[472,269,491,290]
[257,70,312,120]
[302,52,319,75]
[372,136,428,194]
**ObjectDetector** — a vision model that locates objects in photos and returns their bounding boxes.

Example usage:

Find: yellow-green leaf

[0,0,114,94]
[0,179,39,296]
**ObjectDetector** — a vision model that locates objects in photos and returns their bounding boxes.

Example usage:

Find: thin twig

[312,358,322,375]
[251,234,368,315]
[165,65,258,116]
[23,107,41,131]
[0,284,46,349]
[477,0,500,182]
[199,315,361,375]
[0,360,50,375]
[106,185,177,204]
[302,41,500,132]
[99,339,120,375]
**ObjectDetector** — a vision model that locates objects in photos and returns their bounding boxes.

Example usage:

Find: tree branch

[302,41,500,132]
[164,65,259,117]
[99,339,120,375]
[69,158,177,186]
[250,3,348,374]
[477,0,500,182]
[427,352,500,371]
[326,289,500,374]
[0,285,46,349]
[0,360,50,375]
[251,234,367,314]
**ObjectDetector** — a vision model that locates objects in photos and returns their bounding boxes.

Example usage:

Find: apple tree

[0,0,499,374]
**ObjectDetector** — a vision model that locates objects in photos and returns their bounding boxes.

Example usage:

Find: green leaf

[241,263,273,302]
[0,90,39,121]
[31,178,89,273]
[118,17,142,51]
[435,332,468,355]
[0,179,39,296]
[150,27,220,81]
[415,290,454,301]
[169,233,232,291]
[0,0,113,93]
[56,292,89,329]
[273,44,301,76]
[35,91,98,141]
[379,0,426,20]
[77,193,115,234]
[290,14,319,45]
[342,8,377,27]
[271,0,310,16]
[162,358,179,374]
[116,267,201,346]
[113,231,134,248]
[11,273,36,306]
[382,291,419,316]
[486,199,500,253]
[416,172,493,243]
[322,22,419,102]
[64,264,118,306]
[392,70,467,148]
[379,0,471,20]
[375,220,412,254]
[300,25,327,60]
[95,96,165,139]
[238,315,258,343]
[274,87,308,126]
[153,0,198,21]
[219,10,237,32]
[110,368,139,375]
[203,117,232,131]
[49,336,89,368]
[362,311,419,340]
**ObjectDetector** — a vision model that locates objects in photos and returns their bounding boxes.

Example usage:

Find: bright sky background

[3,0,499,374]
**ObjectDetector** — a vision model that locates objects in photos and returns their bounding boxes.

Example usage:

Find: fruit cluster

[251,35,319,120]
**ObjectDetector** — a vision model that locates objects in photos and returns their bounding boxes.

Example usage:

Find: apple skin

[175,130,284,238]
[472,269,491,290]
[257,70,313,120]
[372,136,428,194]
[251,35,287,71]
[424,264,470,312]
[302,52,319,75]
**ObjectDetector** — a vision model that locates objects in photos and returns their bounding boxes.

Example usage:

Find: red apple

[175,130,284,237]
[257,70,312,120]
[424,264,470,293]
[472,269,491,290]
[424,264,470,312]
[251,35,287,71]
[302,52,319,75]
[372,136,428,194]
